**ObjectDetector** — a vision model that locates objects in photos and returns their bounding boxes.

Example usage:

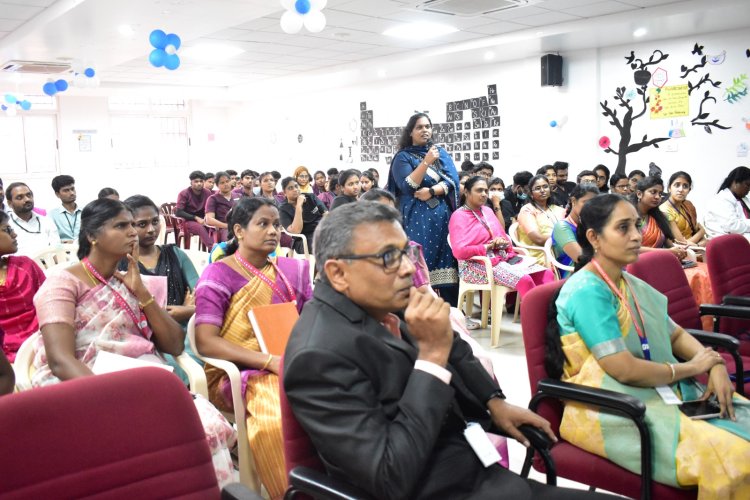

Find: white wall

[4,27,748,213]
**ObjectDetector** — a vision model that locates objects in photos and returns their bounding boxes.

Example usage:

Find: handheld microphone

[426,139,434,149]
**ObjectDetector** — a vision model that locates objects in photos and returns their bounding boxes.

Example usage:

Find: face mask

[253,187,261,195]
[517,192,528,201]
[490,190,504,201]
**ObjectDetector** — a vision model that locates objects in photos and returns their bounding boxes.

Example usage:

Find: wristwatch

[428,187,435,197]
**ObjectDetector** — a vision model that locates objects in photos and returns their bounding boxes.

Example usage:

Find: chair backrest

[0,368,219,499]
[520,280,566,433]
[706,234,750,334]
[626,252,702,330]
[12,331,38,391]
[543,237,573,278]
[278,360,325,480]
[160,202,176,230]
[508,222,522,247]
[32,247,73,270]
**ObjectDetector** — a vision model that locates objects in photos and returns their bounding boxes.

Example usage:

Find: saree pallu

[556,270,750,498]
[640,214,667,248]
[196,257,309,499]
[517,204,565,265]
[661,200,700,241]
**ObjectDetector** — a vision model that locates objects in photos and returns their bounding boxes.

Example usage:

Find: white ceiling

[0,0,748,92]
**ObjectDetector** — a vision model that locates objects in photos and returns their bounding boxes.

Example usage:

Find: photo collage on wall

[359,84,501,165]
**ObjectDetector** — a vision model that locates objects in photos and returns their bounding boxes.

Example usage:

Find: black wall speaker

[541,54,563,86]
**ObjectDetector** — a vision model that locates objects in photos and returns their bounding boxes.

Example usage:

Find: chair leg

[480,290,489,328]
[465,290,475,319]
[513,295,521,323]
[490,287,505,347]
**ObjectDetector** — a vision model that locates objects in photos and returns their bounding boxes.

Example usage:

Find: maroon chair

[706,234,750,354]
[520,281,695,500]
[0,367,258,499]
[627,251,747,395]
[159,202,179,245]
[278,361,371,500]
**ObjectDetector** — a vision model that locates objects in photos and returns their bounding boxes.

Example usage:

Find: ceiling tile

[537,0,607,9]
[332,0,406,17]
[464,20,529,36]
[0,18,23,31]
[511,11,582,27]
[563,1,637,16]
[0,3,43,20]
[485,6,552,20]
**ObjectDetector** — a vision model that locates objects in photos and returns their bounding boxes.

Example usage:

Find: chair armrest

[686,329,741,351]
[288,466,373,500]
[514,247,529,256]
[686,329,746,396]
[699,303,750,321]
[528,378,652,498]
[723,295,750,307]
[532,379,645,418]
[282,229,309,256]
[221,482,264,500]
[174,352,208,398]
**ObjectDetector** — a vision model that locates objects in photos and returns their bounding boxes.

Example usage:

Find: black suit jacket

[283,282,502,499]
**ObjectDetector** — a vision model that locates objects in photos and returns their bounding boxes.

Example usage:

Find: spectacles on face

[336,244,419,272]
[596,175,607,181]
[532,185,550,192]
[297,174,310,179]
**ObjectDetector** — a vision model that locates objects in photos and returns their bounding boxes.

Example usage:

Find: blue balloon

[1,105,6,111]
[165,33,181,51]
[295,0,311,14]
[149,48,167,67]
[55,79,68,92]
[84,67,95,78]
[149,29,167,49]
[19,100,31,111]
[4,94,16,104]
[43,82,58,96]
[164,54,180,70]
[549,120,557,128]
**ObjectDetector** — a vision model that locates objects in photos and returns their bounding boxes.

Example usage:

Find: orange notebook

[249,302,300,356]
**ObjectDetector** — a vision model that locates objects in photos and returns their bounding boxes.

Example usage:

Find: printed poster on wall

[649,84,689,119]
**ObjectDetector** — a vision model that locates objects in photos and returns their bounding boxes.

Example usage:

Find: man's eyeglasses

[336,244,420,272]
[0,226,15,236]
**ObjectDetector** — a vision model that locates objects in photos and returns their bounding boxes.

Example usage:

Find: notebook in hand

[249,302,300,356]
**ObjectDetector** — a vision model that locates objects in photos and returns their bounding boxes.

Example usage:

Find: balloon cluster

[280,0,327,34]
[70,60,100,88]
[149,29,181,70]
[1,94,31,115]
[42,79,70,97]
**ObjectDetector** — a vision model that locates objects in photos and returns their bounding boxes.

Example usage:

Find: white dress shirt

[703,188,750,240]
[8,210,61,257]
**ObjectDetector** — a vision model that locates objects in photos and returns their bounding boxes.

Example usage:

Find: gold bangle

[261,355,273,371]
[138,296,155,309]
[664,362,675,383]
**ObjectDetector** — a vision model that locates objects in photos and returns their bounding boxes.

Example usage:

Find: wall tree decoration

[682,43,731,133]
[600,49,671,175]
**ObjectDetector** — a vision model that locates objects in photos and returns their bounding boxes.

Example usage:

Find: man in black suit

[284,202,613,499]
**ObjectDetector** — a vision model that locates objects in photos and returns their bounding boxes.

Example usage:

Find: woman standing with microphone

[386,113,460,304]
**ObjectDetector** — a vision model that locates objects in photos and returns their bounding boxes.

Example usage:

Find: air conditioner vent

[413,0,540,16]
[1,60,71,74]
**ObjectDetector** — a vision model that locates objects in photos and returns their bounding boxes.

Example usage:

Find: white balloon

[304,10,326,33]
[310,0,327,10]
[280,0,295,10]
[165,44,177,55]
[280,10,303,34]
[90,76,100,88]
[6,106,17,116]
[74,73,87,87]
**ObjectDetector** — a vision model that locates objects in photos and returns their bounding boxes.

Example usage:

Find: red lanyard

[82,258,152,339]
[591,258,651,360]
[234,253,297,304]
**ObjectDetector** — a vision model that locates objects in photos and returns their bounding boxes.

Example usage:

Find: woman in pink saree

[32,198,236,487]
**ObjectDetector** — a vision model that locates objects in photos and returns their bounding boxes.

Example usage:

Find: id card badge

[463,422,502,467]
[655,385,682,405]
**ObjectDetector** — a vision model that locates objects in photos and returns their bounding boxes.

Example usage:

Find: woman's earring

[91,240,97,246]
